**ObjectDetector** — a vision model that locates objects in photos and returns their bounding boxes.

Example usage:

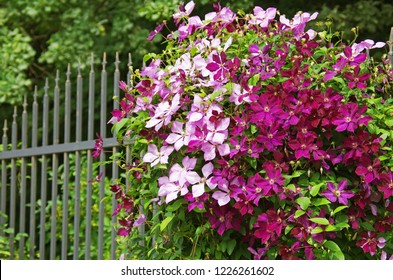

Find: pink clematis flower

[158,176,188,203]
[142,144,174,167]
[165,121,192,150]
[191,162,217,197]
[250,6,277,28]
[173,1,195,25]
[146,94,180,131]
[169,156,200,187]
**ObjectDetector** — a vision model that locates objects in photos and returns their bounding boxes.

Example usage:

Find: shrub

[105,1,393,259]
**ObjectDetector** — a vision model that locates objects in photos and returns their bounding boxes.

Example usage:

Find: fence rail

[0,53,132,260]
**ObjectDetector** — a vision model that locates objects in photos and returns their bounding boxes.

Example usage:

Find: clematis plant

[106,1,393,260]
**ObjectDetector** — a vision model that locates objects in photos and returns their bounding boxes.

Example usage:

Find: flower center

[268,133,273,139]
[269,179,275,185]
[367,166,373,172]
[248,148,253,155]
[236,144,241,150]
[388,183,393,189]
[219,216,225,222]
[301,144,307,149]
[345,117,351,123]
[256,187,261,193]
[264,106,270,112]
[334,190,341,197]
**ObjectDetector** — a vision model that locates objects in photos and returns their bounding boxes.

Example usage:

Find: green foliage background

[0,0,392,112]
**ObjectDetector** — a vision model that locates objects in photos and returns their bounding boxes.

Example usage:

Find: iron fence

[0,53,133,260]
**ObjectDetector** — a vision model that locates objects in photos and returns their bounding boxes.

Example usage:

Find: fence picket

[73,61,83,259]
[85,53,95,260]
[1,120,8,237]
[98,52,107,260]
[29,87,38,259]
[19,96,28,259]
[39,79,49,259]
[50,71,60,259]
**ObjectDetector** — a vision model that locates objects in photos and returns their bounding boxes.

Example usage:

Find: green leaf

[160,216,174,231]
[227,239,236,255]
[250,125,258,135]
[311,226,324,234]
[325,224,336,232]
[291,170,305,177]
[294,209,306,218]
[335,223,350,230]
[324,241,345,260]
[296,197,310,210]
[384,118,393,127]
[314,198,331,206]
[297,177,309,186]
[112,118,129,135]
[310,182,323,197]
[210,90,222,101]
[309,217,330,225]
[333,206,348,215]
[247,157,257,170]
[166,199,184,212]
[285,225,294,235]
[361,222,375,231]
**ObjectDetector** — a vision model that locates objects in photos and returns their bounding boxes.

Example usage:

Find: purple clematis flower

[378,170,393,199]
[92,133,103,158]
[332,102,372,133]
[320,180,355,205]
[356,231,386,256]
[344,66,370,89]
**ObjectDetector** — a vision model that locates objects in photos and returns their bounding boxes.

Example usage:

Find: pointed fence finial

[115,52,120,71]
[13,106,17,120]
[78,59,81,76]
[23,95,28,112]
[3,119,8,135]
[90,52,95,72]
[55,70,60,88]
[34,85,38,103]
[127,53,133,87]
[66,64,71,81]
[388,27,393,69]
[128,53,132,67]
[102,52,107,71]
[44,78,49,94]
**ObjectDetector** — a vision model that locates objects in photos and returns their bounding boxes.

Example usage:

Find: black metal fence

[0,53,132,259]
